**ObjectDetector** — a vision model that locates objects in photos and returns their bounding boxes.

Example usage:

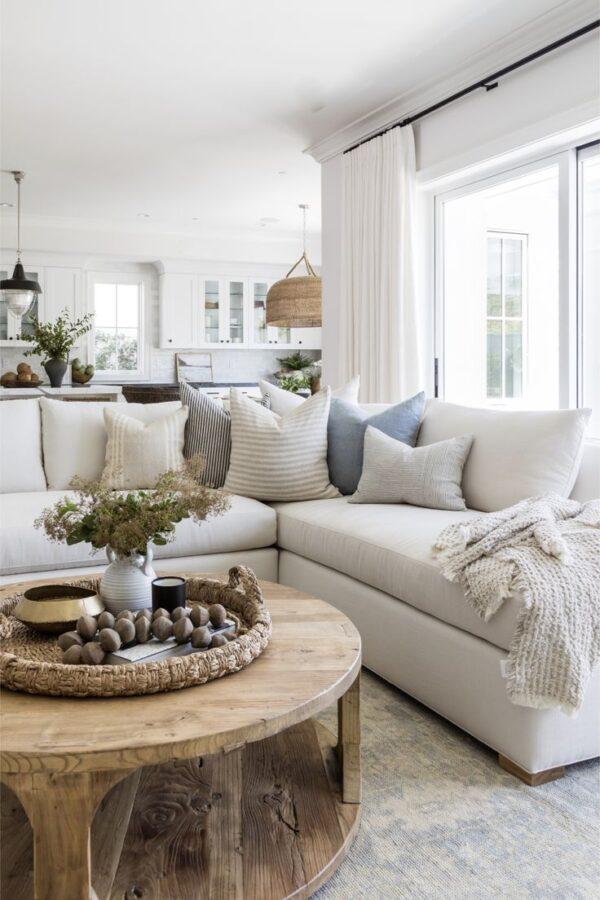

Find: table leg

[1,769,127,900]
[337,670,361,804]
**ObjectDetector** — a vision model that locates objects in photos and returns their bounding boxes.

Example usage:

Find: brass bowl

[14,585,105,634]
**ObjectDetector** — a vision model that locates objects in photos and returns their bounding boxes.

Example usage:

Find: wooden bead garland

[62,604,238,665]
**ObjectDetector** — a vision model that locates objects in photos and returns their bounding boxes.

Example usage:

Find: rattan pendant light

[266,204,321,328]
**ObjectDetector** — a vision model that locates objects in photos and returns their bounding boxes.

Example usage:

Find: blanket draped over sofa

[434,496,600,716]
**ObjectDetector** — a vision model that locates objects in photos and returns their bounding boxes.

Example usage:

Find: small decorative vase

[100,545,157,614]
[44,358,68,388]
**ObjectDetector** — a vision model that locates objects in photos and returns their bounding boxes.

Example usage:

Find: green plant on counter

[276,351,315,372]
[22,309,94,363]
[278,374,312,393]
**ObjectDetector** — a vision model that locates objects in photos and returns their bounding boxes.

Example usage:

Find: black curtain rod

[344,19,600,154]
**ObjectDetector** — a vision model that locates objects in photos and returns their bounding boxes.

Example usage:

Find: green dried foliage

[278,374,312,393]
[276,351,314,371]
[35,457,231,557]
[22,308,94,362]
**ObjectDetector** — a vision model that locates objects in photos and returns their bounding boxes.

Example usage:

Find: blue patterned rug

[316,670,599,899]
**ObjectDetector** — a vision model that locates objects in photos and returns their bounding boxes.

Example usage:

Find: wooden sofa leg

[498,754,565,786]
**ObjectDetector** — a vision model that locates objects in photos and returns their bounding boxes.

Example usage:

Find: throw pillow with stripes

[180,382,231,487]
[102,406,188,489]
[224,387,340,501]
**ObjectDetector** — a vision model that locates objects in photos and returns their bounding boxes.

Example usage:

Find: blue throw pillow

[327,393,426,494]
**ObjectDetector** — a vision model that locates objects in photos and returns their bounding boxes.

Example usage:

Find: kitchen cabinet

[0,264,81,347]
[159,273,196,349]
[158,272,321,350]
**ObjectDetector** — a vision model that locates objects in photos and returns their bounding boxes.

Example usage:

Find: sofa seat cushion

[0,492,277,577]
[273,498,522,651]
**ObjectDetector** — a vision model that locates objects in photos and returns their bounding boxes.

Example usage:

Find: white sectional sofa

[1,396,598,781]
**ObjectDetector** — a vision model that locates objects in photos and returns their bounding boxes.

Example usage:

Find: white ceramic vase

[100,545,156,614]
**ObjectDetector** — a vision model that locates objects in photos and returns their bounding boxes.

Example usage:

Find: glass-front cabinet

[159,271,321,350]
[201,279,221,344]
[251,280,291,346]
[227,280,246,344]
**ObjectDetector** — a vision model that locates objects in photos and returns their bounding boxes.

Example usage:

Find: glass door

[437,162,560,409]
[227,280,245,344]
[201,279,222,344]
[578,143,600,438]
[250,279,291,346]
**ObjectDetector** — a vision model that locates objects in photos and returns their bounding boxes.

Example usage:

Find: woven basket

[0,567,271,698]
[266,252,322,328]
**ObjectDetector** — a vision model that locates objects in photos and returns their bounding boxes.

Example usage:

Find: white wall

[318,32,599,397]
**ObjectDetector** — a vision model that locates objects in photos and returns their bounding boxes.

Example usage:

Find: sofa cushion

[350,427,472,510]
[417,399,591,512]
[328,392,425,494]
[0,399,46,492]
[0,491,277,576]
[225,388,339,501]
[102,406,188,488]
[259,376,360,416]
[273,497,523,651]
[40,399,182,489]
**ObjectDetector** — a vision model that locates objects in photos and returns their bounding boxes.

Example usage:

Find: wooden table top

[0,578,361,776]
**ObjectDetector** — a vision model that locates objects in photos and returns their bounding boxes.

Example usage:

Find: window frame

[87,272,147,381]
[576,141,600,418]
[485,230,528,404]
[433,147,579,409]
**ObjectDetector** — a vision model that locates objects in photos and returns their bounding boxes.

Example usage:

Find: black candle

[152,576,186,615]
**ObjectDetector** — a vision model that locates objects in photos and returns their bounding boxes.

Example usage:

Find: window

[91,276,144,378]
[486,233,526,401]
[437,161,561,409]
[579,145,600,438]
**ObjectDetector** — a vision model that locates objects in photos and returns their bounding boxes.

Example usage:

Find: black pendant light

[1,170,42,318]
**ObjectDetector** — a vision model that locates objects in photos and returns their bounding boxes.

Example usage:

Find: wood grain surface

[1,720,360,900]
[0,577,361,777]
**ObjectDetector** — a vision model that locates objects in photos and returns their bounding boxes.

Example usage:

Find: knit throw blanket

[433,496,600,716]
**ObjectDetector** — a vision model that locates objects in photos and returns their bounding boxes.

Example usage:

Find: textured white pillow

[224,388,339,501]
[350,426,472,510]
[417,399,591,512]
[102,406,188,489]
[0,399,47,492]
[259,376,360,416]
[40,398,182,489]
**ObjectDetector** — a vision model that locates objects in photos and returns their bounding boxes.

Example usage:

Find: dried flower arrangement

[35,457,230,557]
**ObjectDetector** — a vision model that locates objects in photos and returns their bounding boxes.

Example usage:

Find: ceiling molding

[305,0,599,163]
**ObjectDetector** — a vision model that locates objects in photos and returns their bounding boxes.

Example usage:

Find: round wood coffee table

[0,576,361,900]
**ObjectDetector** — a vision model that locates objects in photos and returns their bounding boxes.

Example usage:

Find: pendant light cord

[16,174,21,261]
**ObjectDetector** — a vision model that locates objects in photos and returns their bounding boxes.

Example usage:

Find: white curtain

[340,126,421,403]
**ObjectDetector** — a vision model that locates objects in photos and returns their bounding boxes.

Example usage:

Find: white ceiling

[0,0,573,241]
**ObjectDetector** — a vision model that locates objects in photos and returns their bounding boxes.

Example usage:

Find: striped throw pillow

[224,388,340,501]
[180,382,231,487]
[102,406,188,489]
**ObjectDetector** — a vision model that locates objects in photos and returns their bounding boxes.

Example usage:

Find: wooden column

[1,769,128,900]
[337,671,361,804]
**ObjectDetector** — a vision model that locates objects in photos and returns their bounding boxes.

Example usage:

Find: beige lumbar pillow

[224,387,339,501]
[102,406,188,489]
[350,426,473,511]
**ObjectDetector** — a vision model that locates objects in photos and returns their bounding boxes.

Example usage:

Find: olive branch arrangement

[22,308,95,363]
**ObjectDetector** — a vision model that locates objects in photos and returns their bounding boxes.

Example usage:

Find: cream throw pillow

[102,406,188,489]
[350,426,473,511]
[224,388,339,501]
[259,376,360,416]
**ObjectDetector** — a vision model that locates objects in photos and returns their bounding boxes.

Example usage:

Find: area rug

[316,670,599,899]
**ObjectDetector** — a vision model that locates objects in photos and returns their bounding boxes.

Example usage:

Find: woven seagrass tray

[0,566,271,698]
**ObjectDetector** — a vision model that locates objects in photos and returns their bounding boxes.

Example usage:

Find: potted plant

[22,308,94,387]
[35,459,230,612]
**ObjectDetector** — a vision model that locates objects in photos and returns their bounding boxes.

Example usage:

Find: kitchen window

[90,275,145,379]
